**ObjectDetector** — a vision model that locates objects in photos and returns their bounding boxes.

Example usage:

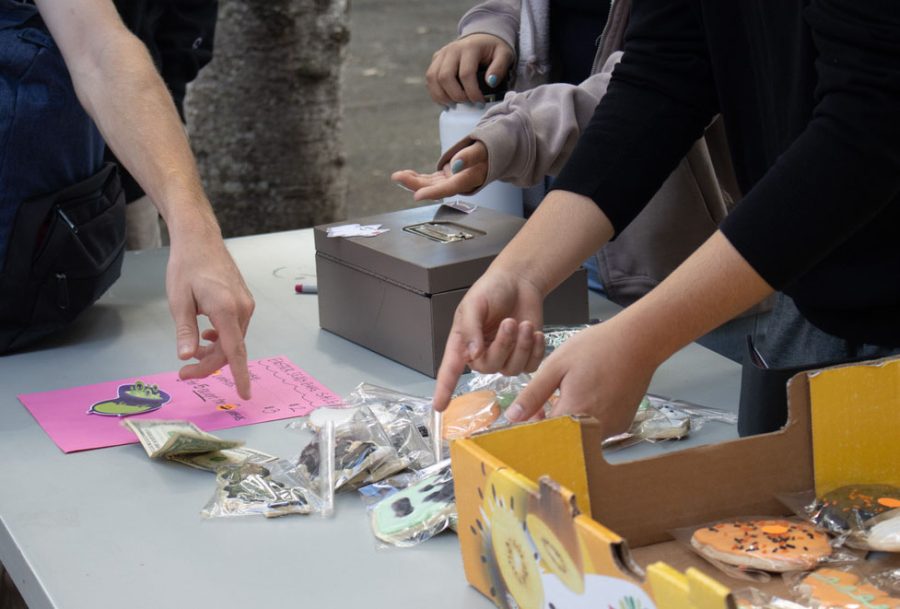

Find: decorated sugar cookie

[813,485,900,535]
[370,463,455,546]
[442,390,500,440]
[797,568,900,609]
[691,519,832,572]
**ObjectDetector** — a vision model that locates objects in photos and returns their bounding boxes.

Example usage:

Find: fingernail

[178,345,191,358]
[467,341,478,359]
[506,403,524,422]
[451,159,465,174]
[486,74,498,88]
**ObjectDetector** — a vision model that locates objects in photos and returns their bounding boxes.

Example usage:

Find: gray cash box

[314,204,588,377]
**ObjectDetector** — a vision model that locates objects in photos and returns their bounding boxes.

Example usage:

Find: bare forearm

[37,0,217,238]
[78,35,214,234]
[617,230,774,366]
[490,189,614,294]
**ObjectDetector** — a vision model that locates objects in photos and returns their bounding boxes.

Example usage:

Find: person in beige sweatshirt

[394,0,767,363]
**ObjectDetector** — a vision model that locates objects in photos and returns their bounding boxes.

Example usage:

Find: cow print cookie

[370,462,456,547]
[691,519,832,572]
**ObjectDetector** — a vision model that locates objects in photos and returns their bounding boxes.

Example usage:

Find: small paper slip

[441,198,477,214]
[326,223,390,238]
[18,356,341,453]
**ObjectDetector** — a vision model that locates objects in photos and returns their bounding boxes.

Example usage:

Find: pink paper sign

[18,355,342,453]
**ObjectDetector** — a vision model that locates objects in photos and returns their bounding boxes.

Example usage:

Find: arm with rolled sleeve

[437,51,621,189]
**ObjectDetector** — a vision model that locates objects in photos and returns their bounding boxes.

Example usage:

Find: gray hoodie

[443,0,761,311]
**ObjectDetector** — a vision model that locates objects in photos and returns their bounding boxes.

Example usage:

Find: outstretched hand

[506,319,657,439]
[392,141,488,202]
[426,33,514,105]
[433,269,546,412]
[166,229,255,400]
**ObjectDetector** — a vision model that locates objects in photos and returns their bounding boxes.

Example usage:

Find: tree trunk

[186,0,349,236]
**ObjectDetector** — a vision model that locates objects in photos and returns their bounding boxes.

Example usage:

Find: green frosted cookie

[370,463,455,546]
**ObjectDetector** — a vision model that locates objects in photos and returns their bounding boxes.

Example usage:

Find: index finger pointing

[433,331,469,412]
[210,310,251,400]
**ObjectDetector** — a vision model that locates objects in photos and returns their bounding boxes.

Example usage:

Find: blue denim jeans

[0,1,104,268]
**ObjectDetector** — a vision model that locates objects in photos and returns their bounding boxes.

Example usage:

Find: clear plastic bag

[732,588,809,609]
[347,384,434,470]
[201,422,334,519]
[603,394,738,449]
[294,406,409,491]
[343,383,433,439]
[673,516,861,582]
[448,372,549,436]
[868,567,900,597]
[455,373,735,449]
[786,566,900,608]
[359,459,456,548]
[542,324,593,357]
[306,383,435,472]
[781,486,900,552]
[441,389,503,440]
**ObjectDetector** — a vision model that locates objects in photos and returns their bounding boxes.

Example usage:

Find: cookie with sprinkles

[812,484,900,535]
[691,518,832,572]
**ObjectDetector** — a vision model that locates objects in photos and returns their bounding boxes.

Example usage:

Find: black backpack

[0,163,126,353]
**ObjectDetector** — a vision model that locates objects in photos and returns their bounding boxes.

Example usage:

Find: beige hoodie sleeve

[437,51,623,190]
[457,0,521,59]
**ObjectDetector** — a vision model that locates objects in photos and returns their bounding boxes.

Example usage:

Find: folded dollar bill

[167,446,278,472]
[122,419,244,459]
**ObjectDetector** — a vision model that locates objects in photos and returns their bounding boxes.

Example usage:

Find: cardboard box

[314,204,589,377]
[451,356,900,609]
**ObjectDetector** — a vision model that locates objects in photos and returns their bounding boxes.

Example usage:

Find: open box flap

[805,356,900,495]
[577,375,813,547]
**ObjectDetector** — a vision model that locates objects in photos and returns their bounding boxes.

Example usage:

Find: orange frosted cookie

[442,390,500,440]
[797,568,900,609]
[691,519,832,572]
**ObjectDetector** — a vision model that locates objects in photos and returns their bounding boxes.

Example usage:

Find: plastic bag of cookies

[782,485,900,552]
[359,459,455,548]
[786,566,900,608]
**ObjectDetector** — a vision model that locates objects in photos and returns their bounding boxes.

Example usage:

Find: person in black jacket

[430,0,900,437]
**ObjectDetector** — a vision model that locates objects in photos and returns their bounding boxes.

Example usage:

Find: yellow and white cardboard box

[450,356,900,609]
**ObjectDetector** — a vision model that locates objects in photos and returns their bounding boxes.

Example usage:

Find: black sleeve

[550,0,718,235]
[156,0,218,119]
[718,0,900,290]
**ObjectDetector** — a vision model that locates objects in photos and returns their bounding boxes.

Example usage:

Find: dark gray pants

[761,293,900,368]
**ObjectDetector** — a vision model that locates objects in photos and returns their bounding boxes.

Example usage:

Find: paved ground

[341,0,474,219]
